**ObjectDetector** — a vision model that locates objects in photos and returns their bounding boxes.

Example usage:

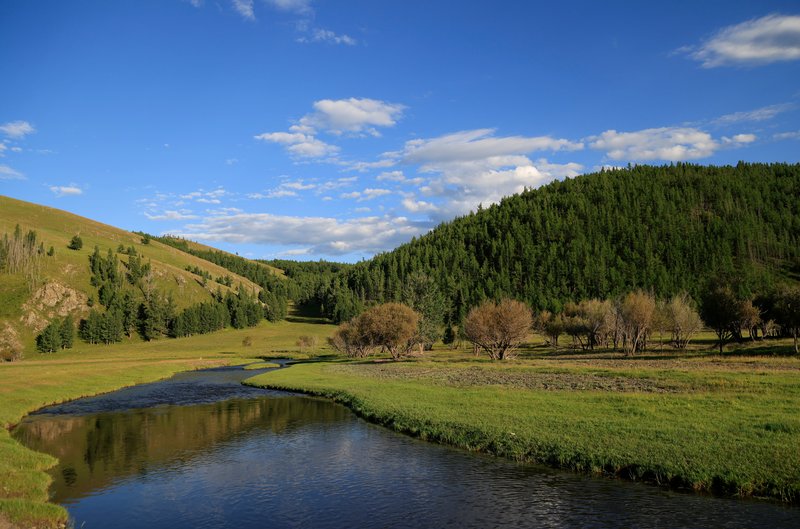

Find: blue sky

[1,1,799,262]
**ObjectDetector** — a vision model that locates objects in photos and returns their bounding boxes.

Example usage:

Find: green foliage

[79,309,124,345]
[67,234,83,250]
[35,322,61,353]
[36,316,75,353]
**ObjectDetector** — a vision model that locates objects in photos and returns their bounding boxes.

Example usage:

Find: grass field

[0,319,336,528]
[245,335,800,504]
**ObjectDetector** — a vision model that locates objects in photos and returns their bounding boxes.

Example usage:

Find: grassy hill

[0,195,277,357]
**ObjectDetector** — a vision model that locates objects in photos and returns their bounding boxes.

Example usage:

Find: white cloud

[145,210,200,221]
[302,98,405,136]
[0,164,25,180]
[231,0,255,20]
[226,158,239,165]
[376,170,406,182]
[588,127,720,161]
[256,98,403,159]
[298,28,357,46]
[0,121,35,139]
[0,143,6,156]
[340,188,392,202]
[175,212,425,256]
[362,129,587,219]
[248,180,315,199]
[713,103,794,125]
[774,130,800,140]
[254,131,339,158]
[266,0,312,14]
[685,14,800,67]
[49,185,83,197]
[722,133,756,144]
[402,129,582,166]
[196,198,221,204]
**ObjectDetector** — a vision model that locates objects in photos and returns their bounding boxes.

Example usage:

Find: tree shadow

[284,302,331,325]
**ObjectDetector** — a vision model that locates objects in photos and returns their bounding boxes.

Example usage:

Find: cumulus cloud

[684,14,800,67]
[175,212,426,256]
[0,164,25,180]
[302,98,405,136]
[49,185,83,197]
[588,127,721,161]
[382,129,586,219]
[402,129,582,166]
[255,98,403,158]
[0,121,35,139]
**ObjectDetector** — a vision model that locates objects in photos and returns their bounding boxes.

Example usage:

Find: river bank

[244,348,800,503]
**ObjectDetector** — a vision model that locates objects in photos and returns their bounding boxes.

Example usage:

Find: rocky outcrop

[20,282,88,333]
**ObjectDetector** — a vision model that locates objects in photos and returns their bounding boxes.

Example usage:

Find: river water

[12,365,799,528]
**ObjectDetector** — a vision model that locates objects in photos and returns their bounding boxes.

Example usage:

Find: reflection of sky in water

[14,367,800,529]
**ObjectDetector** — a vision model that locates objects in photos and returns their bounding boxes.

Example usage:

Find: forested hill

[328,163,799,323]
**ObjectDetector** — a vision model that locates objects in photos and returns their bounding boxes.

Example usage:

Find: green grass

[0,319,335,528]
[245,340,800,503]
[243,362,282,370]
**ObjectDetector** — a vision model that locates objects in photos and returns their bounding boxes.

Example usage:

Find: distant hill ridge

[325,163,800,323]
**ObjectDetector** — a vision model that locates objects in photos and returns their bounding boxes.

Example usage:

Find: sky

[1,1,799,262]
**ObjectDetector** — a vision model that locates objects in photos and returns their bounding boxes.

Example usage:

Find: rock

[20,282,89,333]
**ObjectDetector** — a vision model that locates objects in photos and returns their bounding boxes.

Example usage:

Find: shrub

[464,299,532,360]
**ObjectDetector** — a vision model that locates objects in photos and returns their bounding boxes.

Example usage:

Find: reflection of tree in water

[14,396,350,502]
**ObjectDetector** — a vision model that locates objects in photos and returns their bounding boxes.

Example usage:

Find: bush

[296,335,318,350]
[464,299,532,360]
[67,235,83,250]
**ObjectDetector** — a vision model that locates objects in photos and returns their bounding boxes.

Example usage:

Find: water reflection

[13,367,800,529]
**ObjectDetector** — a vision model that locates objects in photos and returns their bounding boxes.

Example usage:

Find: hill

[320,163,800,323]
[0,195,280,358]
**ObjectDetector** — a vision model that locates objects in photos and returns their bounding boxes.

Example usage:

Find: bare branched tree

[464,299,532,360]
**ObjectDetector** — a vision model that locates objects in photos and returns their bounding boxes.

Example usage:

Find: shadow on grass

[284,302,331,325]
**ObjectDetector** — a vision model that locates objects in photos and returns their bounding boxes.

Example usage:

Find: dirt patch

[20,282,88,333]
[331,364,683,393]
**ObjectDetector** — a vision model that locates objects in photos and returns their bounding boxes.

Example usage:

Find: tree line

[328,283,800,361]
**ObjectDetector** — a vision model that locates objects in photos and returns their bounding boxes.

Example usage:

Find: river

[12,364,799,528]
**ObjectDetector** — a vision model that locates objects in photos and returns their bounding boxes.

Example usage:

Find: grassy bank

[0,319,335,528]
[245,342,800,503]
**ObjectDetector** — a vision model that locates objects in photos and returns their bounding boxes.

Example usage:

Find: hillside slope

[330,163,800,322]
[0,195,270,357]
